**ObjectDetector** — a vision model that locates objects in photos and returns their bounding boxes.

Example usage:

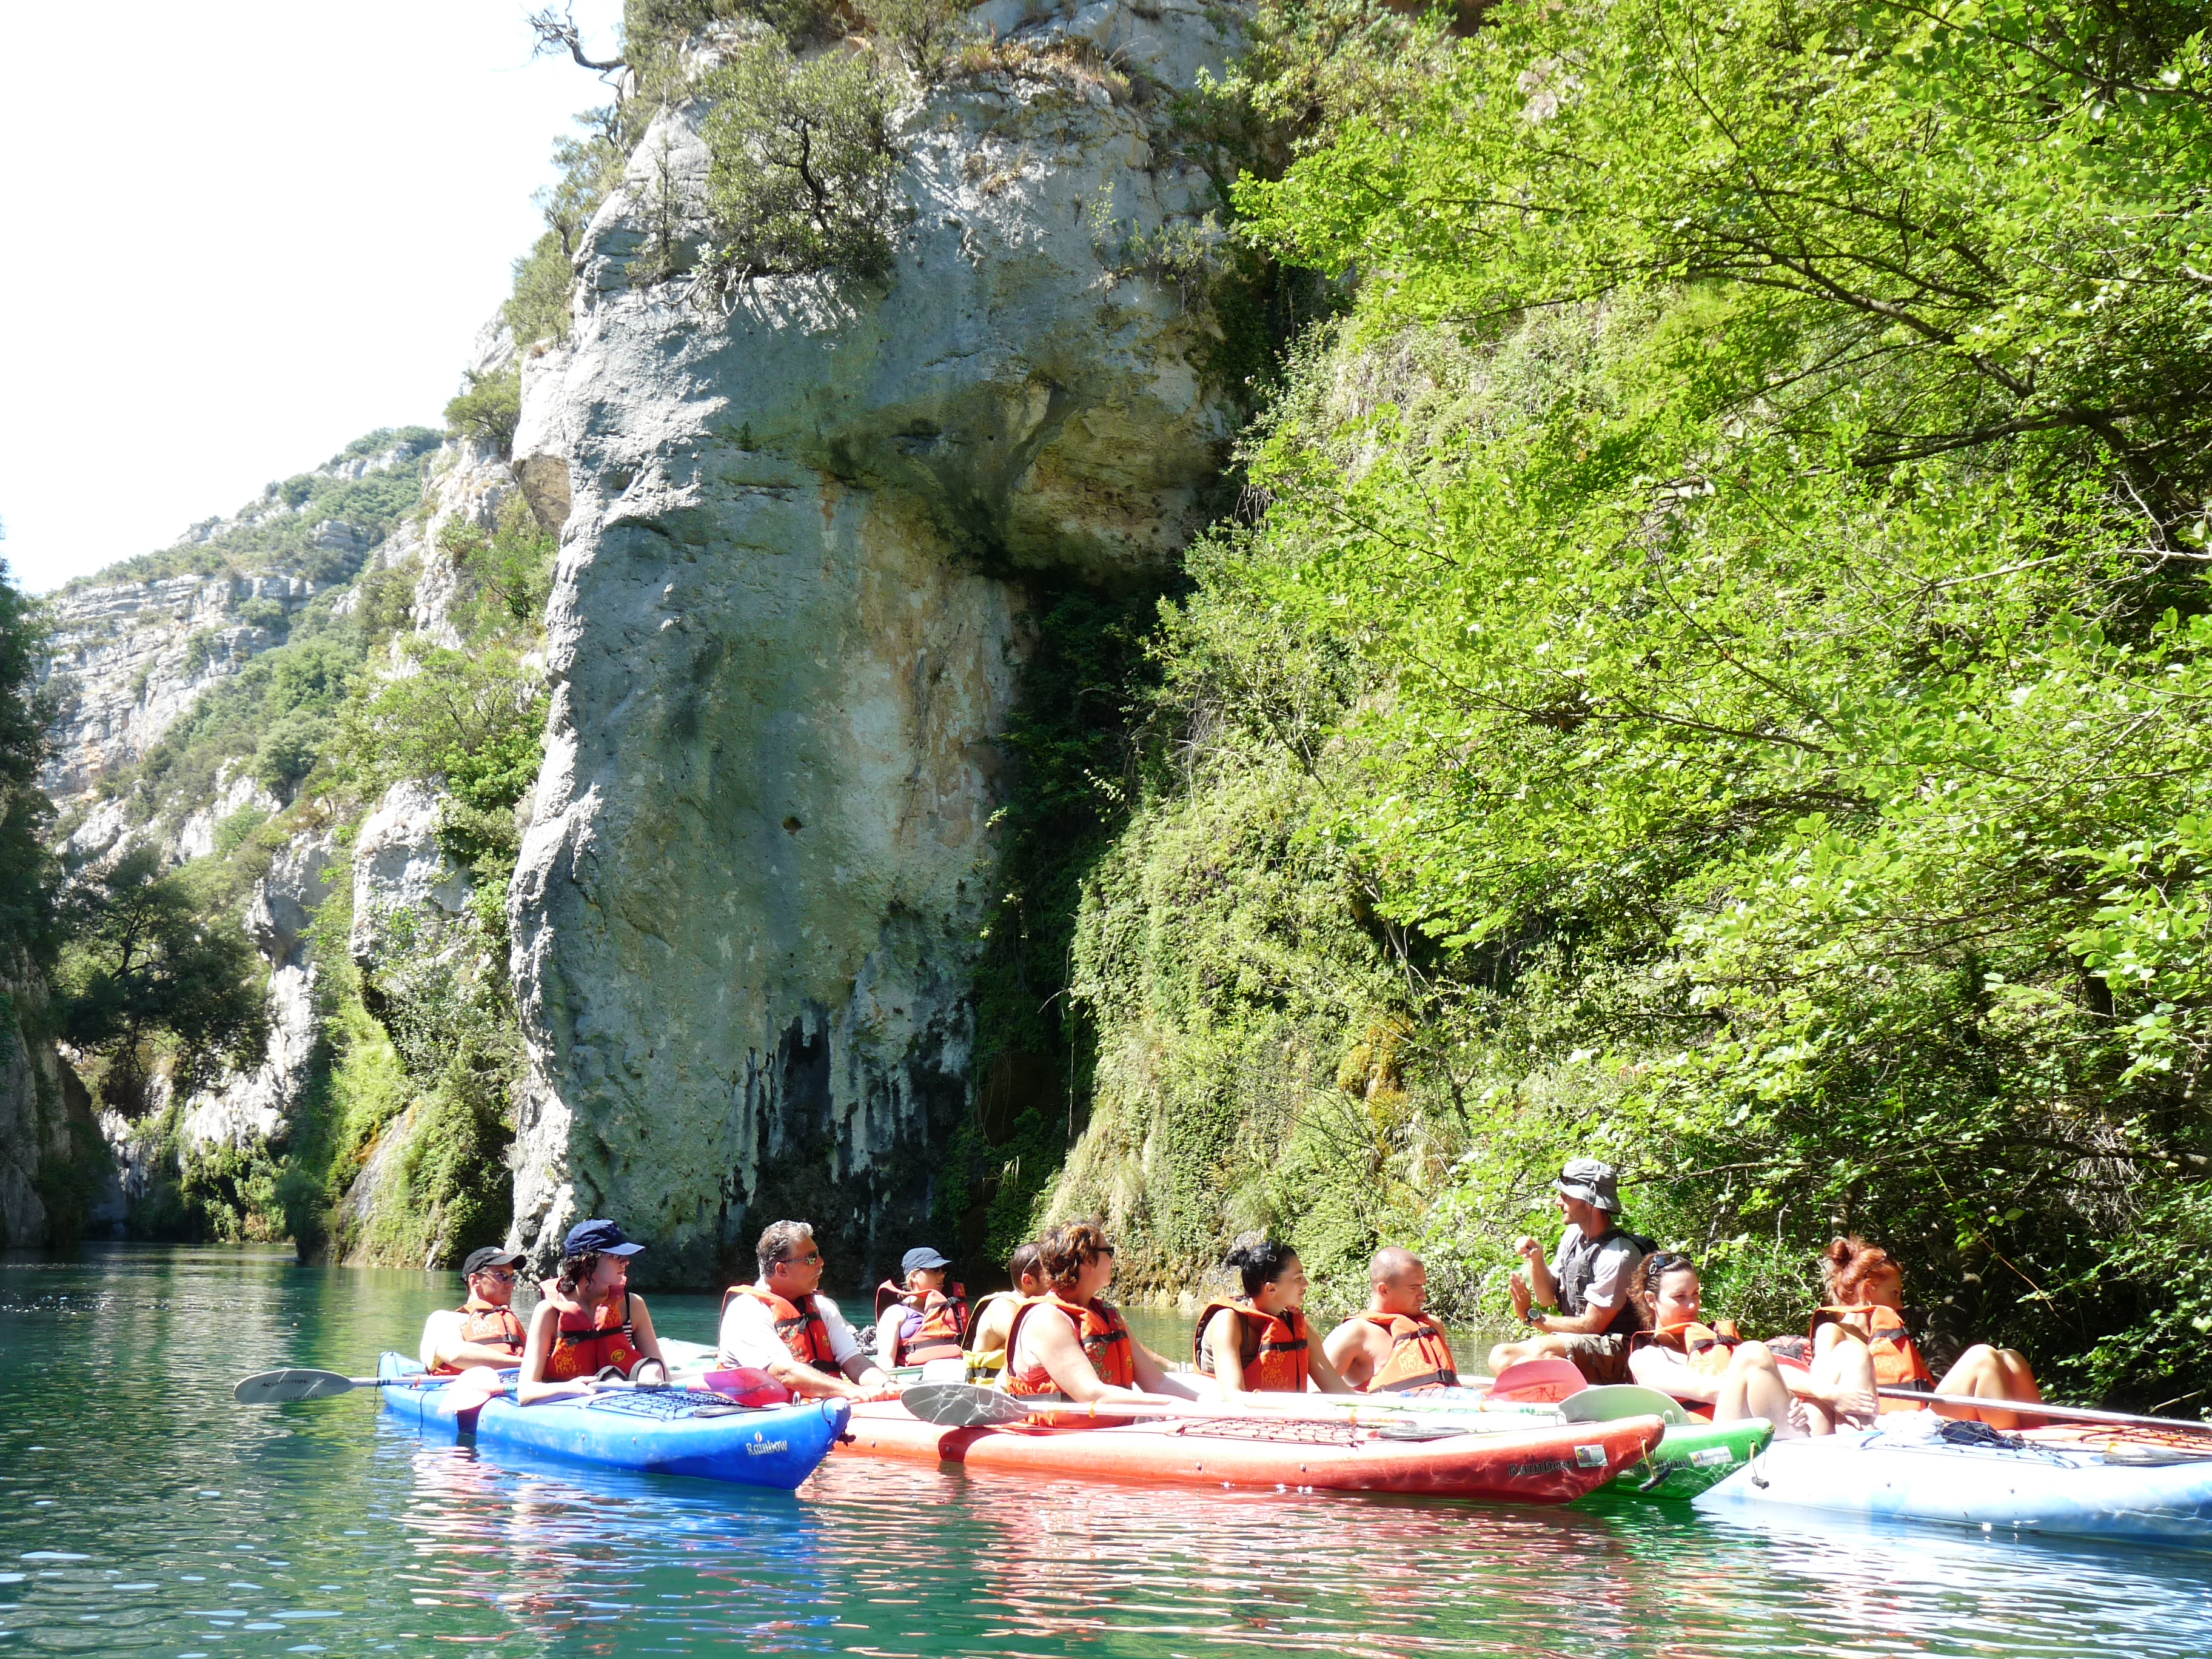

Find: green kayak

[1583,1418,1774,1504]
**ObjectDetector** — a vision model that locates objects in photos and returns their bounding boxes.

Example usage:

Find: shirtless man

[1323,1247,1460,1392]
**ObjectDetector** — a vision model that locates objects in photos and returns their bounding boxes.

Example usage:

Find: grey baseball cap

[1555,1158,1623,1214]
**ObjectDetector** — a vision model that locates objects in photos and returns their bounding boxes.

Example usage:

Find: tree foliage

[1061,0,2212,1402]
[697,44,901,289]
[58,847,269,1113]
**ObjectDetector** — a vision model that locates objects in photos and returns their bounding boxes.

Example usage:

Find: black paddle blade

[234,1369,367,1404]
[901,1381,1052,1427]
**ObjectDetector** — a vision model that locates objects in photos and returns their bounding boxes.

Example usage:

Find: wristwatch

[1523,1307,1547,1328]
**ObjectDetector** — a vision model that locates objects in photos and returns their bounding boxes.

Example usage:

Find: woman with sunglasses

[421,1245,529,1375]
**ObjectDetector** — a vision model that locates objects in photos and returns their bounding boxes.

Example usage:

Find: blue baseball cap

[563,1219,645,1257]
[902,1246,951,1275]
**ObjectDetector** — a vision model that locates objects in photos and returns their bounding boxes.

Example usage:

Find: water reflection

[1,1246,2208,1658]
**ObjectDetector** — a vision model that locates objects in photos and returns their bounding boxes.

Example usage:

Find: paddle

[1557,1384,1691,1427]
[900,1381,1520,1438]
[1879,1386,2212,1436]
[234,1369,449,1404]
[235,1366,680,1407]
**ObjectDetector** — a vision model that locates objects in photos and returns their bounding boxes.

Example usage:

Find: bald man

[1322,1247,1461,1392]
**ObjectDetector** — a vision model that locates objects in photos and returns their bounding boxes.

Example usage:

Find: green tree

[698,42,900,289]
[446,363,523,458]
[58,847,270,1114]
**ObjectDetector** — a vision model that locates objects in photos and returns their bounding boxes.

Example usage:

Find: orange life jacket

[431,1297,526,1374]
[1005,1292,1136,1398]
[873,1279,970,1366]
[1812,1304,1936,1411]
[724,1284,843,1375]
[544,1292,642,1382]
[1358,1311,1460,1392]
[1631,1318,1743,1419]
[1192,1300,1312,1392]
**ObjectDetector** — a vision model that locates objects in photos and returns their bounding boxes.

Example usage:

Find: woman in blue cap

[517,1219,669,1404]
[873,1246,969,1371]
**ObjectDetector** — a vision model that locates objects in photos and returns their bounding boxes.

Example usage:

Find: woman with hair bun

[1195,1240,1357,1395]
[1004,1222,1198,1410]
[1813,1236,2042,1428]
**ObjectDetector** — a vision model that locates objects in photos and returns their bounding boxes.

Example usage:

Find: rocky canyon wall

[507,0,1245,1284]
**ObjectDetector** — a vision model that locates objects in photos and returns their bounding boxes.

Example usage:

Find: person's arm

[1526,1238,1632,1336]
[1627,1344,1717,1404]
[1205,1310,1250,1393]
[1128,1341,1200,1398]
[1305,1330,1357,1395]
[875,1306,904,1372]
[816,1297,890,1390]
[626,1296,665,1368]
[517,1302,593,1404]
[1513,1233,1563,1310]
[1321,1319,1377,1390]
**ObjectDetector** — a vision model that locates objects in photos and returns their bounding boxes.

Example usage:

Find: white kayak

[1696,1412,2212,1550]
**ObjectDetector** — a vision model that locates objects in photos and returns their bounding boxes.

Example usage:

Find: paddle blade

[1558,1384,1691,1427]
[234,1369,362,1404]
[902,1381,1044,1427]
[702,1367,794,1407]
[1488,1357,1587,1403]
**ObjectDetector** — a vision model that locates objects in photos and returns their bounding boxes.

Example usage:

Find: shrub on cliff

[697,43,900,289]
[444,363,522,458]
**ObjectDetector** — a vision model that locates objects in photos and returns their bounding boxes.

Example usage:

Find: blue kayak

[375,1352,848,1490]
[1696,1417,2212,1550]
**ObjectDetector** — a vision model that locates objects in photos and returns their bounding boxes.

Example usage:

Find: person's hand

[1507,1271,1532,1316]
[1831,1382,1877,1424]
[1513,1235,1543,1265]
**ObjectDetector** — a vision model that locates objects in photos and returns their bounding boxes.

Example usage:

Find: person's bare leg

[1486,1335,1573,1375]
[1805,1336,1875,1435]
[1936,1344,2043,1429]
[1721,1344,1799,1438]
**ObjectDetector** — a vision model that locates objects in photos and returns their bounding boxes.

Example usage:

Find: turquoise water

[3,1245,2210,1658]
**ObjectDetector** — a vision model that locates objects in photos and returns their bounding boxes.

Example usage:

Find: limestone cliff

[507,0,1244,1283]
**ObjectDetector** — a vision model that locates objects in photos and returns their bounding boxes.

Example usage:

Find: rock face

[0,961,102,1246]
[39,572,337,805]
[507,0,1243,1282]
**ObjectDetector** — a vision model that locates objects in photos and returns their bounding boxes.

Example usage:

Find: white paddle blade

[234,1369,365,1404]
[902,1381,1047,1427]
[1558,1384,1691,1427]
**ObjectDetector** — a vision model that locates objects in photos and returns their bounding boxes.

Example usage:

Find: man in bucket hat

[1485,1158,1653,1384]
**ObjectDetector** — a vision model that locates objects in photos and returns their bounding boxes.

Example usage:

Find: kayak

[837,1399,1664,1502]
[1219,1383,1772,1504]
[1695,1413,2212,1549]
[375,1352,849,1490]
[1582,1418,1774,1504]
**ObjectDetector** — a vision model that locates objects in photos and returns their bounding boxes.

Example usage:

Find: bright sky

[0,1,624,594]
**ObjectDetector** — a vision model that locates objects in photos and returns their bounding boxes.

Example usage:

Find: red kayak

[839,1401,1663,1503]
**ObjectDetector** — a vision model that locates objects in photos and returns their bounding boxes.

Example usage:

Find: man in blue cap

[873,1245,969,1372]
[1485,1158,1652,1384]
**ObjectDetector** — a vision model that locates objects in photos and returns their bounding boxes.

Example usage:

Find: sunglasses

[474,1269,518,1283]
[779,1252,823,1267]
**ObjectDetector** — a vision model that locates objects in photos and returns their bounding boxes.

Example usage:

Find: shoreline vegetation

[1,0,2205,1414]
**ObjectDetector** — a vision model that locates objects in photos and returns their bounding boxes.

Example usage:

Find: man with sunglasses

[420,1246,529,1375]
[717,1220,891,1401]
